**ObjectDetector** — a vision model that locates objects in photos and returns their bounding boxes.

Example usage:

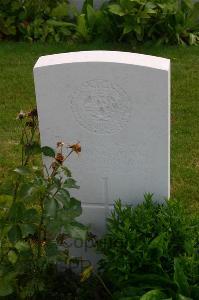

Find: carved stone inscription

[34,51,170,266]
[71,79,132,134]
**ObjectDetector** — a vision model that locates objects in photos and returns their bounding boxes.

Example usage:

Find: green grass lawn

[0,41,198,212]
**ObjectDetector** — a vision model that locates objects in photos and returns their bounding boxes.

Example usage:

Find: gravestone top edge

[34,50,170,71]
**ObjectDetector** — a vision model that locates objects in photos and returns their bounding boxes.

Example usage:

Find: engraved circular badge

[71,79,132,134]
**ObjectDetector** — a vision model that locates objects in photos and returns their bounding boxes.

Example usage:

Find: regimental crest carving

[71,79,132,134]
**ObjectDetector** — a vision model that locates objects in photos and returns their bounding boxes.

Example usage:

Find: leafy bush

[0,108,87,298]
[0,0,198,44]
[98,194,199,299]
[72,0,117,42]
[106,0,199,45]
[0,0,76,42]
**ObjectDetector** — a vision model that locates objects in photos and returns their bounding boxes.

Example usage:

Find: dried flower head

[57,141,64,148]
[55,152,65,164]
[68,142,81,155]
[16,110,26,120]
[28,108,38,118]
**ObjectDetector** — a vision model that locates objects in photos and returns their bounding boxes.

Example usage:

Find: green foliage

[41,146,55,157]
[74,1,114,42]
[106,0,199,45]
[98,195,199,299]
[0,0,76,42]
[1,0,198,44]
[0,108,87,298]
[140,289,168,300]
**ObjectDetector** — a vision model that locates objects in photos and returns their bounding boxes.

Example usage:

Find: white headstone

[34,51,170,265]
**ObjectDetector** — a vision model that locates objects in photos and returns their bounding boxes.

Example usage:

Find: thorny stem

[37,195,45,259]
[24,118,38,166]
[79,259,112,298]
[52,187,60,199]
[63,149,73,162]
[13,118,38,204]
[95,273,113,298]
[13,181,20,202]
[43,164,50,177]
[21,129,24,165]
[37,157,59,258]
[28,239,36,266]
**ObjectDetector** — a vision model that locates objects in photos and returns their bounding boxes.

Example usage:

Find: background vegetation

[0,0,199,45]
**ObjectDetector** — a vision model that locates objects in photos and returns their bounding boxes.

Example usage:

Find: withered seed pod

[57,141,64,148]
[68,142,81,154]
[28,108,38,118]
[55,152,65,164]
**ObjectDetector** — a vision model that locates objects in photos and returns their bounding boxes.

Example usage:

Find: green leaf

[13,166,32,176]
[51,2,68,17]
[24,142,41,156]
[148,233,168,259]
[63,178,79,189]
[113,286,145,298]
[45,197,57,217]
[0,283,13,297]
[8,225,22,243]
[47,20,76,28]
[17,183,34,199]
[140,289,167,300]
[123,24,134,35]
[41,146,55,157]
[178,295,193,300]
[8,202,25,222]
[8,250,18,264]
[20,223,36,238]
[64,197,82,218]
[0,273,15,296]
[182,0,193,9]
[57,197,82,222]
[144,3,157,15]
[55,189,70,208]
[23,208,39,223]
[115,297,139,300]
[15,241,29,252]
[174,258,190,297]
[61,166,72,177]
[134,24,142,36]
[145,2,156,10]
[87,4,96,29]
[45,242,58,257]
[20,182,46,202]
[108,4,126,16]
[82,0,93,13]
[125,274,177,291]
[188,33,196,46]
[46,219,61,236]
[76,14,90,40]
[0,195,12,211]
[67,222,87,240]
